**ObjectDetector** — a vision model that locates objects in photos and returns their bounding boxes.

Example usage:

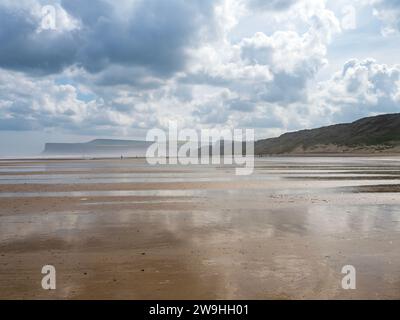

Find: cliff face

[43,139,152,155]
[255,113,400,155]
[43,113,400,156]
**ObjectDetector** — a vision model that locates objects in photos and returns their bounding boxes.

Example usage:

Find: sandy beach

[0,157,400,299]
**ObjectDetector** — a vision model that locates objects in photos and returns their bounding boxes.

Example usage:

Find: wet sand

[0,157,400,299]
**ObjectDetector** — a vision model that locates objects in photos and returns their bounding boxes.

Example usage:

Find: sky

[0,0,400,156]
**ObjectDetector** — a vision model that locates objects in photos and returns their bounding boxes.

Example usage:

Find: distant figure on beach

[120,155,123,160]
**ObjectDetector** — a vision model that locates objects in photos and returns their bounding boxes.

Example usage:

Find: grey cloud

[92,65,164,89]
[192,102,230,125]
[247,0,299,11]
[60,0,112,26]
[0,0,218,78]
[0,6,78,75]
[228,98,255,112]
[257,72,308,103]
[372,0,400,34]
[240,113,284,129]
[240,44,273,65]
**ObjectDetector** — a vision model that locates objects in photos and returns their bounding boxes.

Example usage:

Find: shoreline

[1,153,400,162]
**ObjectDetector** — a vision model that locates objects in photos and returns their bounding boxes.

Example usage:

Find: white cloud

[311,58,400,123]
[371,0,400,36]
[0,0,399,153]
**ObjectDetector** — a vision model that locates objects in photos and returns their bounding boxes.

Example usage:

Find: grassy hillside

[255,113,400,155]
